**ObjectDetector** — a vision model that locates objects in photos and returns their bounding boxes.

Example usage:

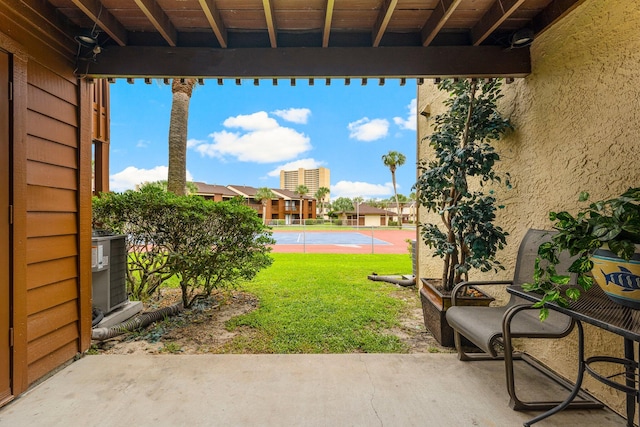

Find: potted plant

[524,188,640,320]
[415,78,513,346]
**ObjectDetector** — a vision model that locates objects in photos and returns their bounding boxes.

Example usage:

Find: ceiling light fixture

[75,33,99,48]
[510,28,534,48]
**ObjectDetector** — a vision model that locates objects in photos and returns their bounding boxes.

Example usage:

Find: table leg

[624,339,636,427]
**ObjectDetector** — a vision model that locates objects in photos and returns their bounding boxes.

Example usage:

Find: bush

[334,220,343,226]
[388,220,399,227]
[305,219,317,225]
[93,186,274,307]
[93,186,176,300]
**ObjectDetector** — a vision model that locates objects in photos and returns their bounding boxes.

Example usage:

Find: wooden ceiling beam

[322,0,335,48]
[2,0,77,57]
[70,0,128,46]
[262,0,278,48]
[531,0,586,36]
[421,0,463,47]
[471,0,526,46]
[197,0,228,48]
[133,0,177,47]
[372,0,398,47]
[83,46,531,79]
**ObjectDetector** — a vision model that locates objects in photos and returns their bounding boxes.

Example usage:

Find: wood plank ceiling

[17,0,586,79]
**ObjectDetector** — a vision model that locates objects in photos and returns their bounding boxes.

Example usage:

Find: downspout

[91,302,183,341]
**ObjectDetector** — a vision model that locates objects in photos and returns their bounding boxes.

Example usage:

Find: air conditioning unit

[91,232,128,314]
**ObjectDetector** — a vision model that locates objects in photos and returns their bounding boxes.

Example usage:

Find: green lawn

[223,253,413,353]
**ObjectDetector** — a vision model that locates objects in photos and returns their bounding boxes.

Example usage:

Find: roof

[194,182,237,197]
[226,185,259,197]
[34,0,588,79]
[273,188,315,200]
[339,203,395,216]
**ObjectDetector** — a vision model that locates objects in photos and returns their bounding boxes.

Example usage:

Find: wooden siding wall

[25,60,81,384]
[0,3,93,395]
[92,80,110,194]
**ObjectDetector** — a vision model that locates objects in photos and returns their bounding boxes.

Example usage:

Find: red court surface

[270,228,417,254]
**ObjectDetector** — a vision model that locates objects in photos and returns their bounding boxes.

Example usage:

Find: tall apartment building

[279,167,330,202]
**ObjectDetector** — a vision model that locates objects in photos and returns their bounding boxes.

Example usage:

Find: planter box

[420,278,494,347]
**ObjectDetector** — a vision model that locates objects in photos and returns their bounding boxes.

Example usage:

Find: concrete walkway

[0,354,626,426]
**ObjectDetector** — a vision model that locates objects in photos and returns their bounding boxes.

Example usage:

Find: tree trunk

[392,171,402,229]
[168,79,196,195]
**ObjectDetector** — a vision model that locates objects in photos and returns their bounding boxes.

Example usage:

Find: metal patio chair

[445,229,603,411]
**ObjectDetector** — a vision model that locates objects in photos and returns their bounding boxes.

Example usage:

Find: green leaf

[566,288,581,300]
[577,274,593,291]
[578,191,590,202]
[539,307,549,322]
[549,275,570,285]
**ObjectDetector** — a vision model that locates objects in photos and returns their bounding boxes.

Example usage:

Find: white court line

[296,233,302,243]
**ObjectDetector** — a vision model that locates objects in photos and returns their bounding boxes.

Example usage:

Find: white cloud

[136,139,151,148]
[347,118,389,141]
[110,166,194,192]
[223,111,279,131]
[187,138,205,148]
[266,158,326,177]
[330,180,395,199]
[272,108,311,124]
[393,98,417,131]
[192,111,312,163]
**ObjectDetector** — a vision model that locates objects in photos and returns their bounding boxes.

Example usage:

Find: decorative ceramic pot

[591,247,640,309]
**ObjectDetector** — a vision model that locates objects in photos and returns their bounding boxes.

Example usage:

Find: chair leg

[454,329,491,361]
[454,329,520,362]
[502,305,603,413]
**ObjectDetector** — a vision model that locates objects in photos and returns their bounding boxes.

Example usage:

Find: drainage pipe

[367,274,415,287]
[91,302,184,341]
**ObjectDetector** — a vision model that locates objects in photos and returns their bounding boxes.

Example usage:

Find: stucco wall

[417,0,640,416]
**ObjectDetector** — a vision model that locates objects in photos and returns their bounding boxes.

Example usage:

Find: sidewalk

[0,354,625,426]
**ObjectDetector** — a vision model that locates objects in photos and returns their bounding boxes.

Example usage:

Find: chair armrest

[451,280,513,306]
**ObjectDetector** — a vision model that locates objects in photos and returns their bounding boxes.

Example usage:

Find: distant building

[334,203,396,227]
[279,167,330,202]
[193,182,316,225]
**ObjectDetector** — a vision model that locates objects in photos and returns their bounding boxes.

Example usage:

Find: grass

[223,253,413,354]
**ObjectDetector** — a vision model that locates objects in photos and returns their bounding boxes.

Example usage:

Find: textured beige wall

[417,0,640,415]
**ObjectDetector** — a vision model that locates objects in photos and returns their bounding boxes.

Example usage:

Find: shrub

[93,186,274,306]
[93,186,175,300]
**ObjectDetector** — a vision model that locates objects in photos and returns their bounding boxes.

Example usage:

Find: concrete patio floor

[0,353,626,426]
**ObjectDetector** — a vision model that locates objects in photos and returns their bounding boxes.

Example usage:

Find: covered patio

[1,0,638,425]
[0,354,626,426]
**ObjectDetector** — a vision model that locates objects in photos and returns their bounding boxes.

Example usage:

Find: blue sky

[109,79,417,201]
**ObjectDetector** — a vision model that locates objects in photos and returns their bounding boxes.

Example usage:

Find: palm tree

[314,186,330,219]
[331,197,354,213]
[255,187,275,225]
[295,184,309,225]
[167,78,196,195]
[382,150,406,228]
[353,196,363,227]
